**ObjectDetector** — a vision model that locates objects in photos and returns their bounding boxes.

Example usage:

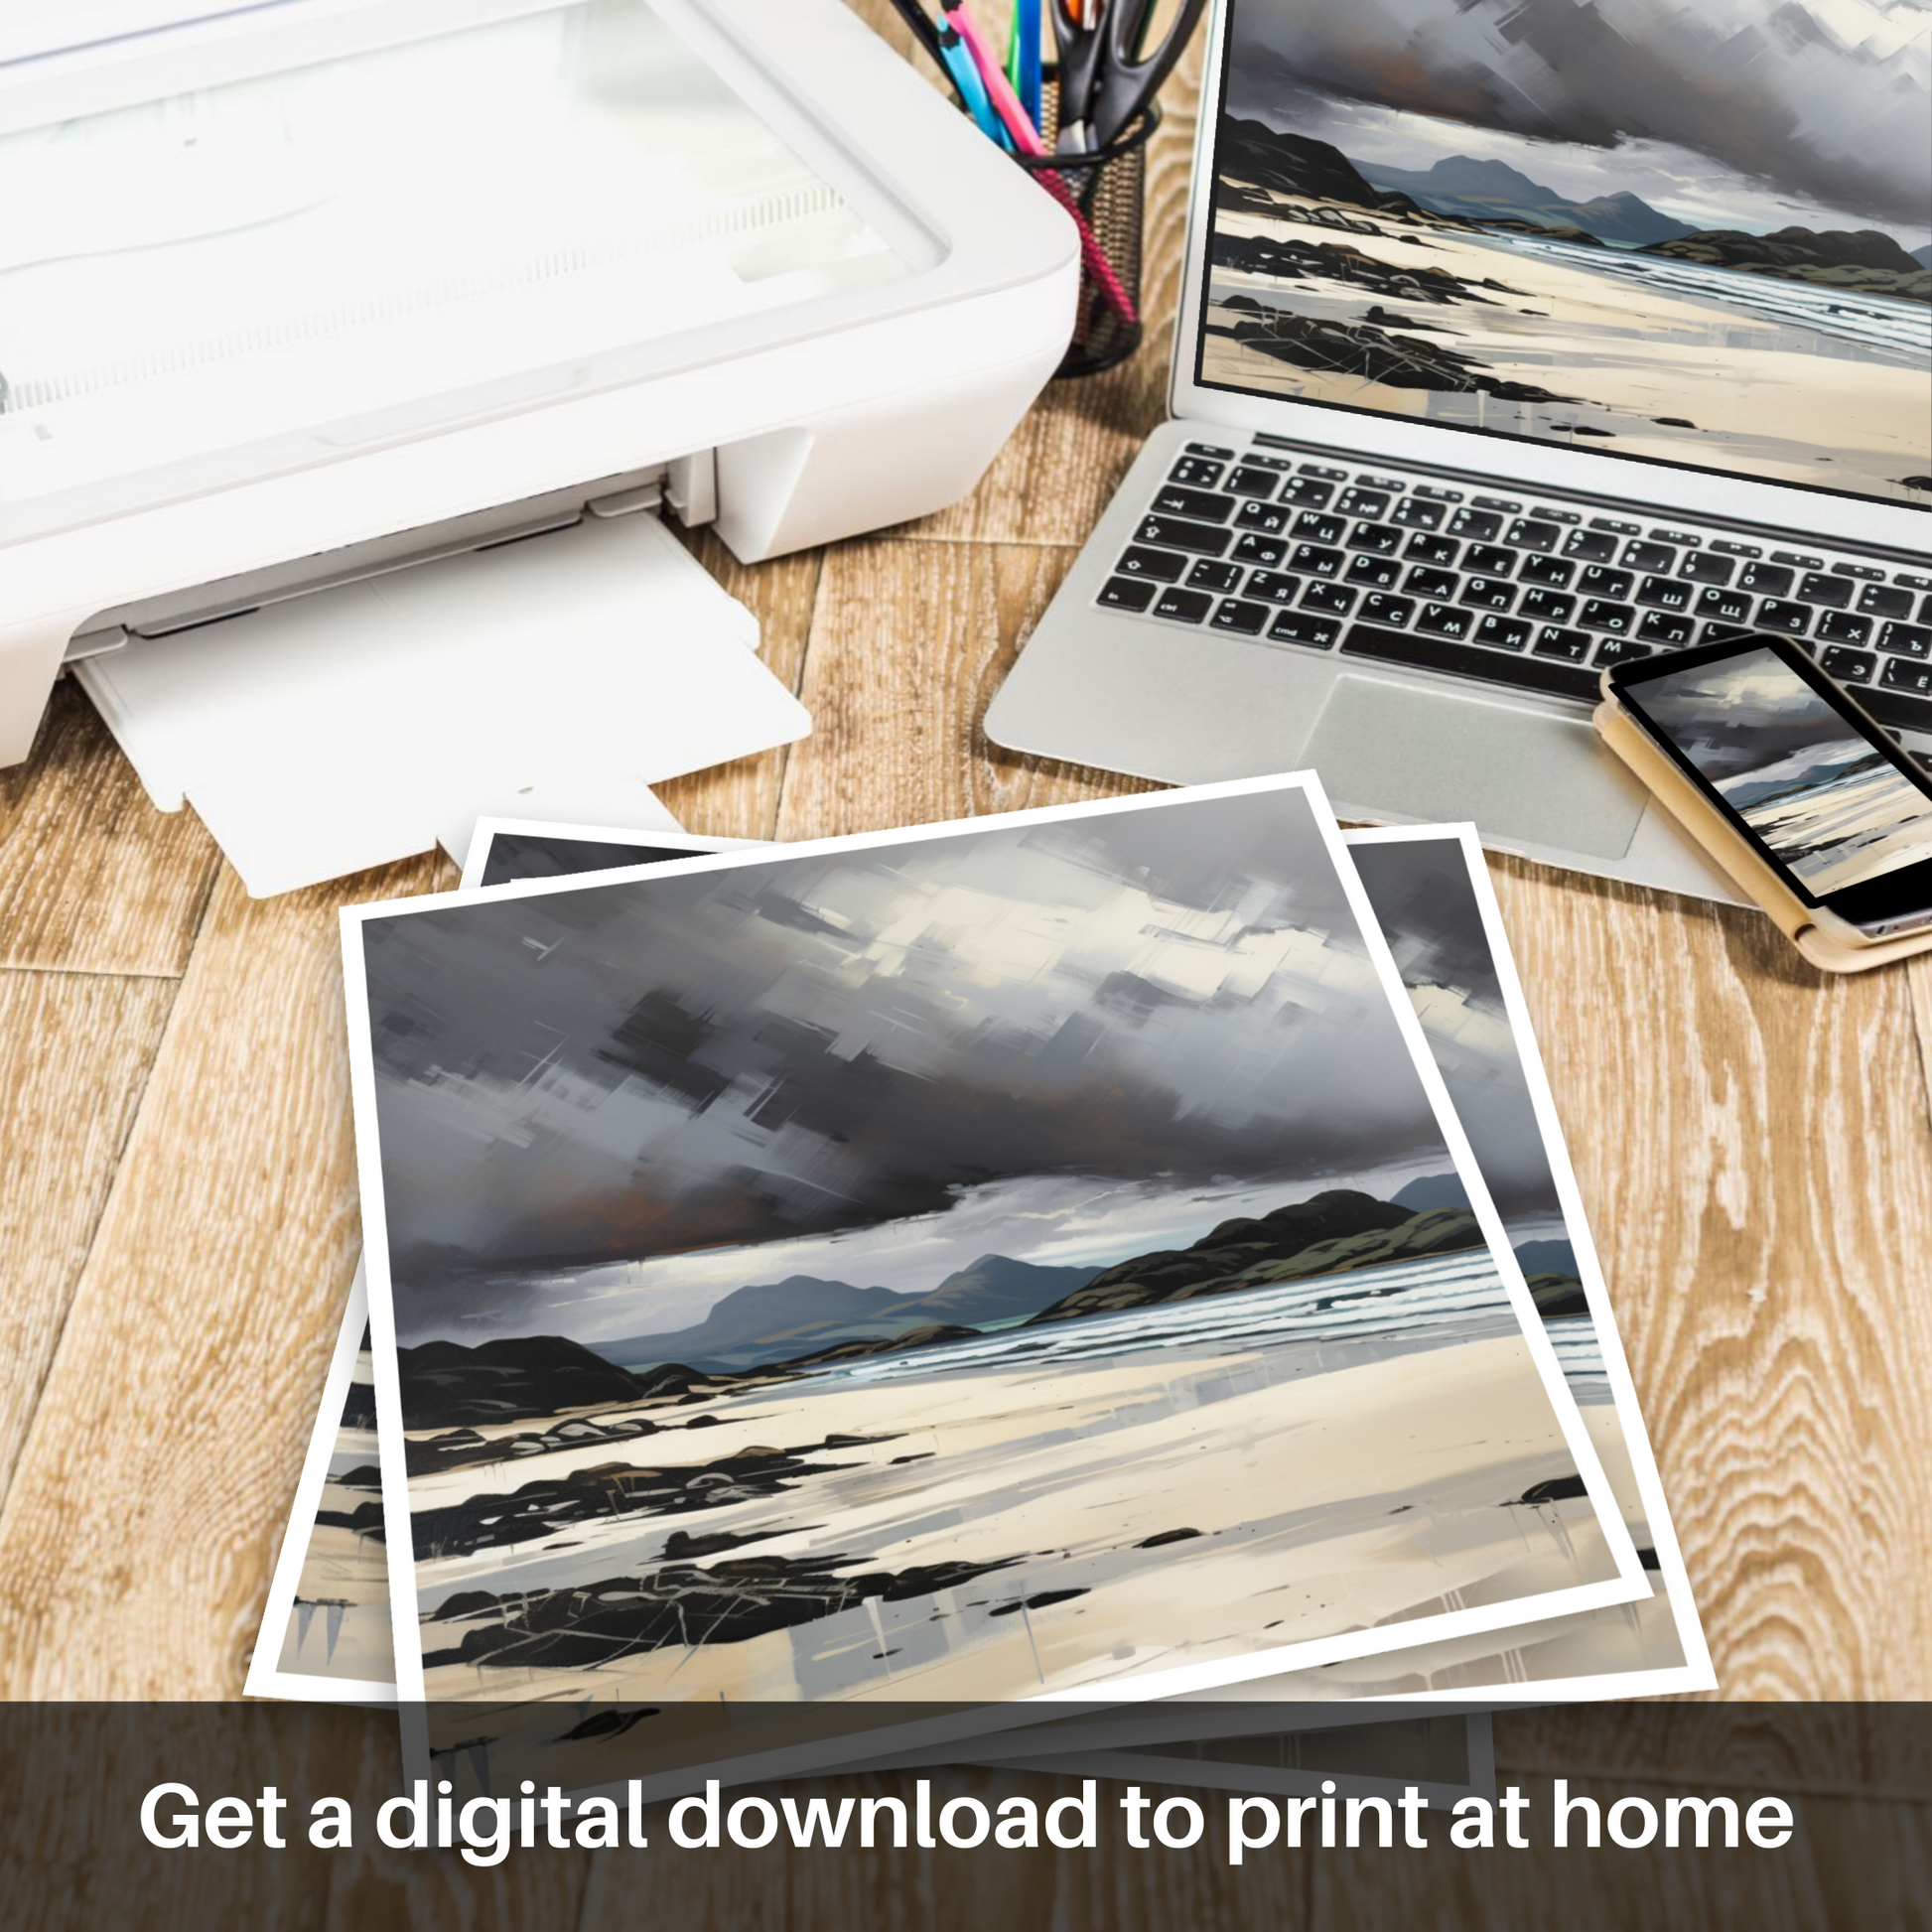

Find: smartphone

[1602,632,1932,945]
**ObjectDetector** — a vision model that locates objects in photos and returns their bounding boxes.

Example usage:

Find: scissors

[1050,0,1207,152]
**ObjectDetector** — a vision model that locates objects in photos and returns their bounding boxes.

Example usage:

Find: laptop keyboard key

[1449,507,1502,541]
[1696,585,1753,624]
[1506,517,1561,552]
[1225,465,1282,499]
[1138,514,1232,557]
[1151,586,1214,623]
[1820,645,1874,682]
[1291,544,1345,577]
[1268,611,1341,648]
[1404,532,1460,566]
[1244,571,1303,605]
[1169,457,1225,488]
[1335,486,1391,518]
[1348,521,1405,555]
[1738,562,1793,597]
[1346,554,1402,589]
[1636,575,1692,611]
[1185,441,1235,459]
[1098,576,1157,612]
[1579,566,1634,600]
[1798,572,1852,610]
[1460,578,1517,612]
[1418,603,1473,639]
[1235,499,1292,535]
[1756,599,1810,635]
[1562,529,1619,563]
[1593,637,1653,667]
[1623,540,1676,573]
[1360,594,1416,627]
[1302,582,1357,617]
[1233,531,1287,567]
[1153,485,1237,521]
[1858,583,1914,620]
[1519,553,1575,588]
[1116,546,1189,582]
[1581,599,1636,634]
[1280,477,1336,507]
[1534,626,1593,661]
[1463,543,1516,577]
[1474,615,1532,650]
[1881,621,1932,658]
[1637,610,1695,645]
[1341,621,1599,699]
[1816,610,1871,645]
[1212,599,1271,635]
[1392,497,1446,531]
[1681,552,1736,586]
[1881,656,1932,696]
[1520,588,1577,623]
[1294,512,1348,545]
[1405,566,1459,601]
[1186,559,1245,594]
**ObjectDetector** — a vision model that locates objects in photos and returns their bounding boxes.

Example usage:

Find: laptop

[987,0,1932,899]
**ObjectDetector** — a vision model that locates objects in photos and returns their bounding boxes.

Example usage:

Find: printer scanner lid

[0,0,1013,551]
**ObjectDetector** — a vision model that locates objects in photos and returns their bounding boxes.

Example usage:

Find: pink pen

[942,1,1141,331]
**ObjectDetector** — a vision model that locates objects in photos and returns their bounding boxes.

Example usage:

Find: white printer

[0,0,1077,891]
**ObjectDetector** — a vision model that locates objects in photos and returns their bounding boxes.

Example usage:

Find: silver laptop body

[987,0,1932,900]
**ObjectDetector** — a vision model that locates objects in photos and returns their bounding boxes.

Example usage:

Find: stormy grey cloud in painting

[365,789,1445,1342]
[1226,0,1931,237]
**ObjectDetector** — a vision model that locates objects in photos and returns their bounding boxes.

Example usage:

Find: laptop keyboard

[1098,440,1932,742]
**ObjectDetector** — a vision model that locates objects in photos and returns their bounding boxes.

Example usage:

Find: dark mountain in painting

[1216,117,1418,213]
[1639,226,1931,303]
[400,1334,644,1430]
[592,1254,1102,1373]
[1361,154,1696,246]
[397,1193,1495,1431]
[1025,1190,1483,1324]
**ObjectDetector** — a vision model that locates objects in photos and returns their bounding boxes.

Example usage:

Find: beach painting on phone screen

[1637,646,1932,893]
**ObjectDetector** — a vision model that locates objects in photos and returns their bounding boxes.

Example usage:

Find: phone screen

[1611,636,1932,933]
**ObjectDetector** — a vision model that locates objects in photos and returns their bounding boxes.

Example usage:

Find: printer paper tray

[75,512,808,897]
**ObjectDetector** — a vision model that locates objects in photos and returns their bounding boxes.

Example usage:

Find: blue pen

[937,19,1010,148]
[1014,0,1042,131]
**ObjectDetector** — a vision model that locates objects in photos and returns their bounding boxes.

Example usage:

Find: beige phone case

[1593,696,1932,974]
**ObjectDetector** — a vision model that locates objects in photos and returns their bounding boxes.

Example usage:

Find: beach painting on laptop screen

[346,779,1642,1746]
[1207,0,1931,501]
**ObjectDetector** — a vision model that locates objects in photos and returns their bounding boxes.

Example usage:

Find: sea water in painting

[1206,0,1930,501]
[351,784,1632,1735]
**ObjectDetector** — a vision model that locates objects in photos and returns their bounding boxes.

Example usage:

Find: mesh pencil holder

[1015,89,1160,379]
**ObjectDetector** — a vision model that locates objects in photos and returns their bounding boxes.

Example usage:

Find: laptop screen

[1197,0,1932,508]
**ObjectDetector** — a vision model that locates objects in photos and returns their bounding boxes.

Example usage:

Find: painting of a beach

[346,782,1638,1759]
[1207,0,1931,501]
[1635,646,1932,894]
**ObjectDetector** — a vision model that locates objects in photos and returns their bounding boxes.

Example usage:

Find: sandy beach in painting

[408,1268,1613,1713]
[1201,205,1928,495]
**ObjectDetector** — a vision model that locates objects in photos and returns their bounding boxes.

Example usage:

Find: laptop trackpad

[1305,676,1649,859]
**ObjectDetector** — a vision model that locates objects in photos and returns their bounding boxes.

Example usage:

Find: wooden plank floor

[0,6,1925,1924]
